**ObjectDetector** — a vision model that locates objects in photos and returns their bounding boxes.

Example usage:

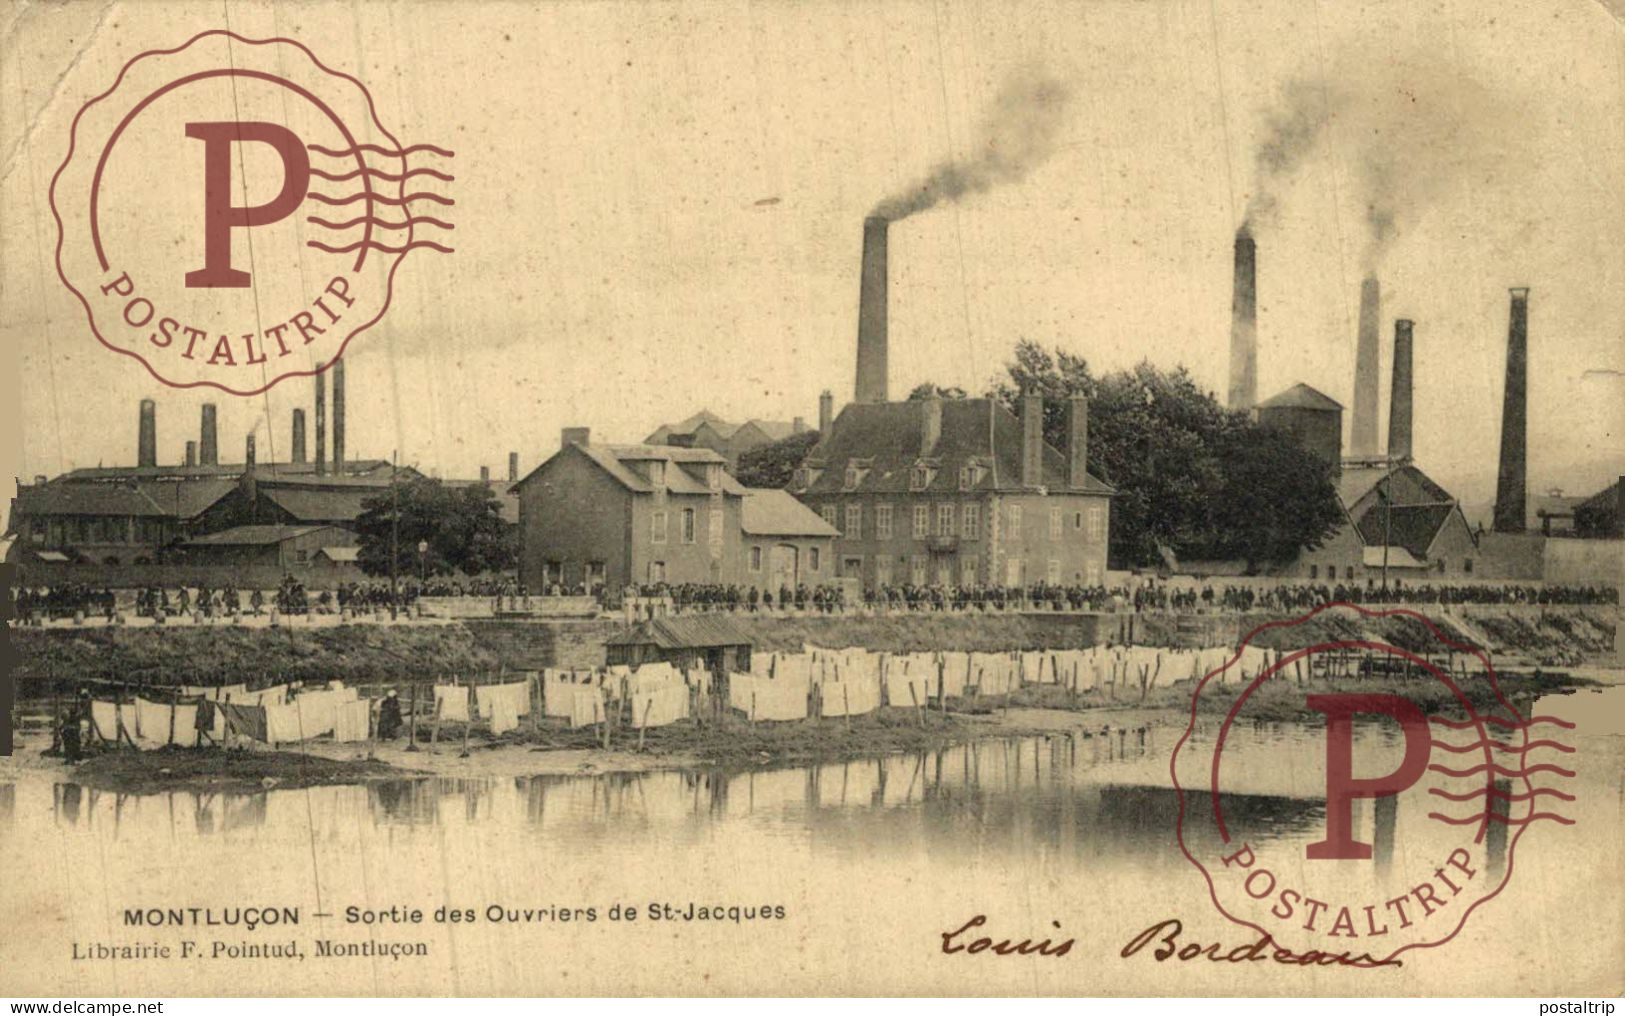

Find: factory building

[644,410,809,471]
[512,429,836,593]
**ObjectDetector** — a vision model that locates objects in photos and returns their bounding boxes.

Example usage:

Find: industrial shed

[603,614,755,674]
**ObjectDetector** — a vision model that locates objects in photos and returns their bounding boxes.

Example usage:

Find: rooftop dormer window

[909,465,935,492]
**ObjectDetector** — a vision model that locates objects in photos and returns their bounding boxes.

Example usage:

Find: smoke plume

[1243,53,1531,271]
[870,68,1075,222]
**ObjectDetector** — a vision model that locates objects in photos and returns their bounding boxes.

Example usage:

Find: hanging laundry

[749,678,809,722]
[221,703,267,742]
[170,703,198,744]
[434,684,471,722]
[263,702,305,744]
[291,690,339,738]
[133,698,174,747]
[333,700,371,743]
[489,696,521,735]
[821,677,880,717]
[89,701,119,741]
[567,685,604,729]
[630,684,688,729]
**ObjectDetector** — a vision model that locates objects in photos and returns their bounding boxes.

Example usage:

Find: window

[1007,504,1023,537]
[913,505,930,539]
[1049,507,1062,540]
[844,465,860,490]
[875,504,893,540]
[1087,505,1105,541]
[821,506,838,532]
[910,466,932,491]
[681,508,696,544]
[809,548,821,572]
[910,556,928,585]
[1436,559,1447,574]
[294,550,309,564]
[937,503,954,536]
[1310,564,1319,579]
[846,505,862,540]
[650,511,667,544]
[959,467,972,490]
[1074,512,1083,530]
[960,557,978,586]
[648,561,665,582]
[750,546,763,572]
[962,504,980,540]
[842,556,864,579]
[1084,561,1102,585]
[1464,558,1474,574]
[1345,566,1355,580]
[876,556,892,587]
[1046,559,1060,583]
[707,464,722,491]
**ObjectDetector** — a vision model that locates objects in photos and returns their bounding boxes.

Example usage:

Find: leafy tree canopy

[354,476,516,579]
[734,430,821,489]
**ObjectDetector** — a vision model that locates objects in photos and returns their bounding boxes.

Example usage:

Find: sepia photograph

[1,0,1621,1001]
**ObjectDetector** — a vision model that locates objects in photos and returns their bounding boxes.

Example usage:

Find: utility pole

[388,448,398,620]
[1380,486,1392,597]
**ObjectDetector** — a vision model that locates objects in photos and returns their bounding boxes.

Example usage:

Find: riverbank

[64,745,408,794]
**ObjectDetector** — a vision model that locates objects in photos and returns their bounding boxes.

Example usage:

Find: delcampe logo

[1171,603,1575,965]
[51,29,454,395]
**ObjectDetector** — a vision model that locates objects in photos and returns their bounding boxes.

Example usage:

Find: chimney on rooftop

[919,391,942,454]
[508,452,519,482]
[200,403,219,466]
[1387,319,1414,463]
[562,427,591,449]
[332,359,346,473]
[1493,288,1530,533]
[314,371,327,476]
[1066,395,1089,489]
[245,433,256,469]
[480,465,490,484]
[1352,276,1382,456]
[291,409,307,464]
[854,217,889,404]
[138,399,157,468]
[1021,390,1043,489]
[1227,226,1258,411]
[185,440,197,467]
[818,390,834,434]
[792,416,806,435]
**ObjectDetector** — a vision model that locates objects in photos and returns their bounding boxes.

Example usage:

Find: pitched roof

[13,482,170,518]
[184,524,332,546]
[1336,463,1454,515]
[259,486,376,522]
[737,419,798,443]
[796,398,1114,496]
[1258,383,1343,412]
[60,459,392,482]
[1354,502,1456,559]
[604,614,756,649]
[645,410,738,443]
[524,442,747,497]
[132,478,239,519]
[741,489,839,537]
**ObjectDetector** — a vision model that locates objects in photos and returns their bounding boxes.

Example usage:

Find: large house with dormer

[788,393,1115,591]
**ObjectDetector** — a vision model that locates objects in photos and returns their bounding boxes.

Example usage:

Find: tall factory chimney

[245,433,256,469]
[314,371,327,476]
[184,440,197,467]
[1351,276,1382,456]
[332,359,346,473]
[137,399,157,468]
[508,452,519,483]
[854,217,889,404]
[1493,288,1530,533]
[1066,395,1089,489]
[1227,226,1258,411]
[291,409,307,464]
[200,403,219,466]
[1020,390,1043,488]
[1387,319,1415,463]
[818,390,834,434]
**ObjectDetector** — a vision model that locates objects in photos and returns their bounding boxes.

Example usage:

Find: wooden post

[637,697,652,752]
[459,674,471,759]
[908,682,924,728]
[406,683,419,752]
[842,685,851,733]
[530,673,541,734]
[430,694,444,751]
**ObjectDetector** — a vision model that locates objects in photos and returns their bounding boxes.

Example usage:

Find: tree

[734,430,821,489]
[906,382,968,400]
[980,340,1341,571]
[354,476,516,579]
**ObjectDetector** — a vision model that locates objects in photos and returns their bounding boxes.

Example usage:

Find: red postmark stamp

[1171,602,1576,966]
[50,29,454,395]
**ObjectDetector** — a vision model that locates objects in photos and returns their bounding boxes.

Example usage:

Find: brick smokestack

[200,403,218,465]
[1352,276,1381,456]
[854,217,889,404]
[1066,395,1089,489]
[1387,319,1414,463]
[332,359,346,473]
[919,391,942,453]
[508,452,519,483]
[184,440,197,467]
[1021,390,1043,488]
[245,433,256,469]
[137,399,157,468]
[314,371,327,476]
[818,390,834,434]
[1227,226,1257,411]
[291,409,307,464]
[1493,288,1530,533]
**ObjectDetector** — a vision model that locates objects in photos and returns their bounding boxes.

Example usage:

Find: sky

[3,0,1622,529]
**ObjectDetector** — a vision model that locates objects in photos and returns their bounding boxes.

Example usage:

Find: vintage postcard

[1,0,1621,999]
